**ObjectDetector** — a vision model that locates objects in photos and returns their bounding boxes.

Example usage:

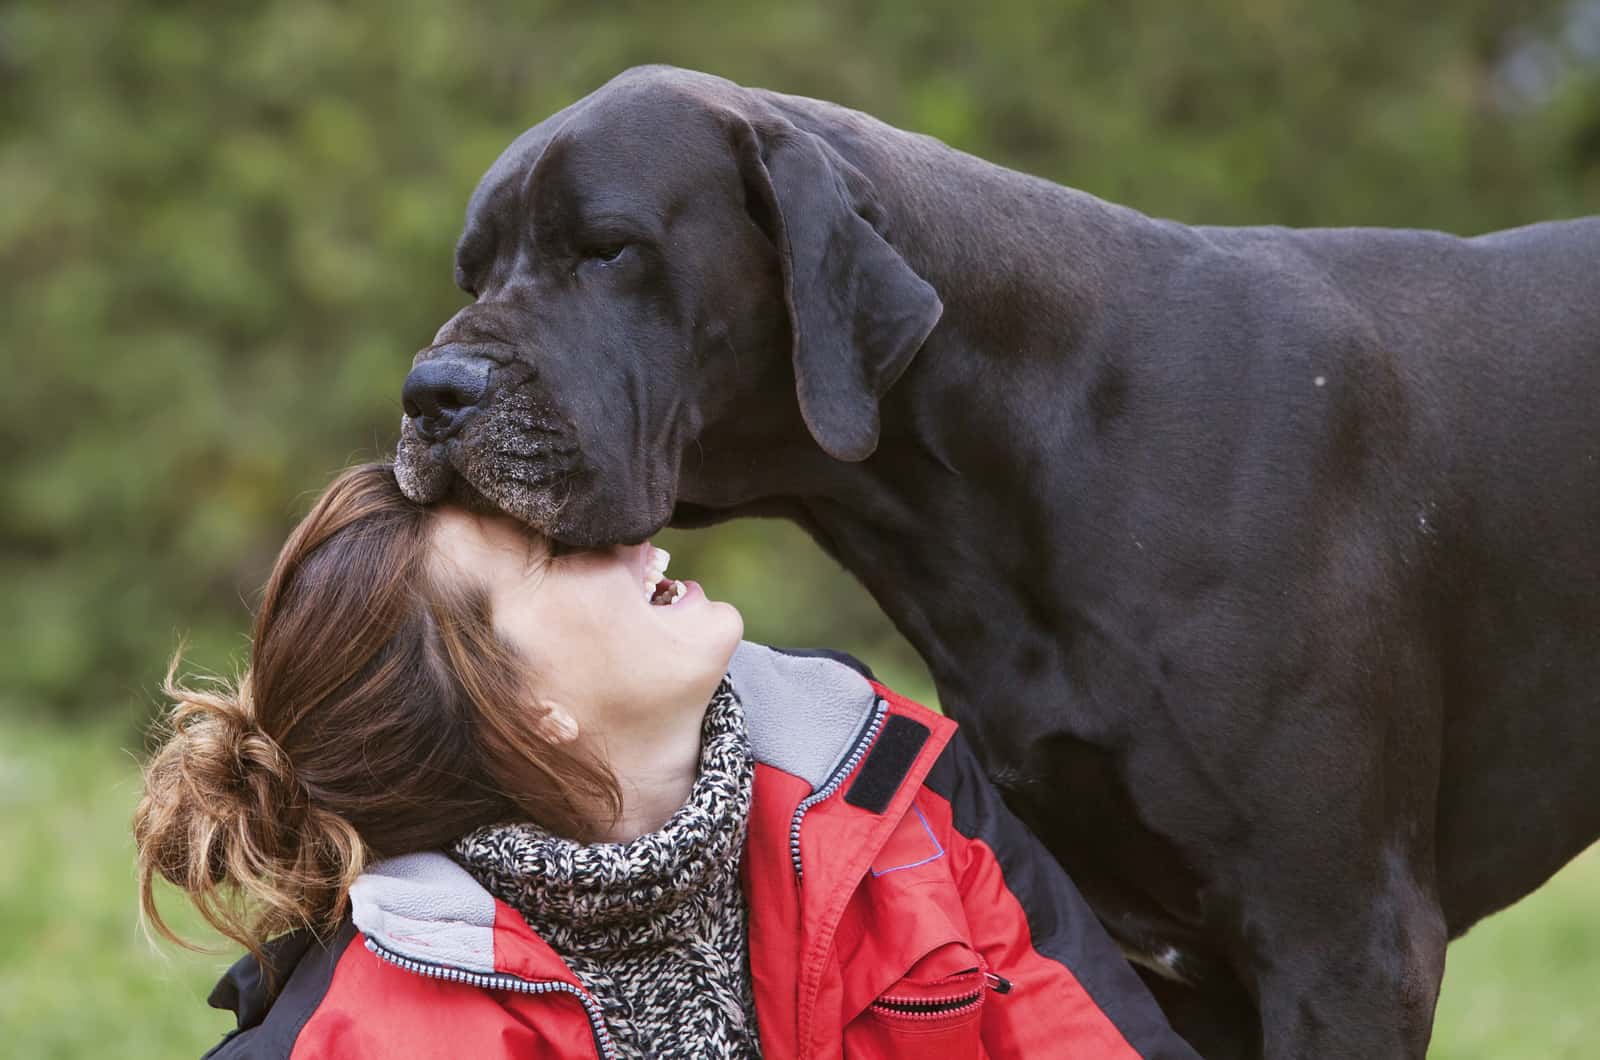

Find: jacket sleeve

[923,726,1202,1060]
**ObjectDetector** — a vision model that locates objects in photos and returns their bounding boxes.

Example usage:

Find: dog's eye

[584,243,629,265]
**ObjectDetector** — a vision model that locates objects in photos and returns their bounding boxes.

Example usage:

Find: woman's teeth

[644,547,688,606]
[651,581,687,606]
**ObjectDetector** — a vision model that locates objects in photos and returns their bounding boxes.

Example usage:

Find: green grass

[0,717,235,1058]
[1,716,1594,1058]
[1431,848,1600,1059]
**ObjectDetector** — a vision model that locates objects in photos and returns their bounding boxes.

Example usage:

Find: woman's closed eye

[547,540,583,560]
[511,533,581,578]
[543,539,612,569]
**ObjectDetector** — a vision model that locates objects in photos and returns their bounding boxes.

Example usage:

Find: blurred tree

[0,0,1595,722]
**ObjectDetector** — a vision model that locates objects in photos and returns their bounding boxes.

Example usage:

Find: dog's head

[394,66,941,545]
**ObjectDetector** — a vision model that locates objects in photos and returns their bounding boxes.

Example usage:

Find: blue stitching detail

[869,805,946,877]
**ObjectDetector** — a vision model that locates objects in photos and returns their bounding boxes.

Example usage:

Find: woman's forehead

[430,506,549,568]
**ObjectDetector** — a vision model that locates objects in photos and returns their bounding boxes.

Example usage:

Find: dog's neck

[682,109,1192,723]
[769,87,1172,357]
[678,330,1121,724]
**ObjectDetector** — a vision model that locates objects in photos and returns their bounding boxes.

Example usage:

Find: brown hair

[133,461,620,969]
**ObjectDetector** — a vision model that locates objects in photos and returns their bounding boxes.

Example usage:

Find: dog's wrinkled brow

[454,229,495,292]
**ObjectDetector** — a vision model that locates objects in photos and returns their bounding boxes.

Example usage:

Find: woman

[136,462,1196,1059]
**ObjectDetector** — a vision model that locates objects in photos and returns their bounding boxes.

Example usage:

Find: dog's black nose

[402,356,491,442]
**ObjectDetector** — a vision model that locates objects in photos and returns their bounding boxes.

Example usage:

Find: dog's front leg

[1216,648,1450,1058]
[1243,851,1448,1058]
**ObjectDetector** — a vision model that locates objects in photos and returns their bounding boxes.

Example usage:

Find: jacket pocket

[849,942,992,1059]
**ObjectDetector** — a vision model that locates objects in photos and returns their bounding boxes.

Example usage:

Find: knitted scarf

[449,677,762,1058]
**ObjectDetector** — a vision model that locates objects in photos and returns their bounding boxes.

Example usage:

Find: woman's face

[428,508,744,745]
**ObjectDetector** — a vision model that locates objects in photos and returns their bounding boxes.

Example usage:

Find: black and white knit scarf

[449,677,762,1059]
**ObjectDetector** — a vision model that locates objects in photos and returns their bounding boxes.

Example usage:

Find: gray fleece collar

[728,640,878,789]
[349,851,499,973]
[351,642,879,969]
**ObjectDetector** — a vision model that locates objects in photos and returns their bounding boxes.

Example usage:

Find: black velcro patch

[844,715,930,814]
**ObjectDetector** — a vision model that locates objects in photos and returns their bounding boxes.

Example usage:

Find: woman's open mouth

[642,546,688,606]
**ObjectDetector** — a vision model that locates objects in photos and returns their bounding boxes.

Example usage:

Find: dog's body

[395,67,1600,1057]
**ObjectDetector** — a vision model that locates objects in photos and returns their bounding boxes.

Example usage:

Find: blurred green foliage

[4,0,1599,723]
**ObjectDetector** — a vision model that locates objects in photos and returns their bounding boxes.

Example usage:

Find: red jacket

[202,645,1196,1059]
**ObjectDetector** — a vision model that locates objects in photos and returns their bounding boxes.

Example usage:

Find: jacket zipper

[364,937,618,1060]
[870,967,1014,1020]
[871,988,985,1019]
[789,696,889,881]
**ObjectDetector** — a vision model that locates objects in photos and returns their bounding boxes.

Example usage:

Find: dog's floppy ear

[736,120,942,462]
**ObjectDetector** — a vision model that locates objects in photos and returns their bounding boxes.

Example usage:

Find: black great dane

[394,66,1600,1058]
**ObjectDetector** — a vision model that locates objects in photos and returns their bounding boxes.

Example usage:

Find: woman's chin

[648,582,743,662]
[701,594,745,655]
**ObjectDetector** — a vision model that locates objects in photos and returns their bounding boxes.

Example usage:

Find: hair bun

[135,652,365,962]
[164,676,305,843]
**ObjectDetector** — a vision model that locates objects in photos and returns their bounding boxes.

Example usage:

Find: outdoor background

[2,1,1597,1056]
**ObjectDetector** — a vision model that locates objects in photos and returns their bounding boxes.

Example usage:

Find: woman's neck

[593,693,710,843]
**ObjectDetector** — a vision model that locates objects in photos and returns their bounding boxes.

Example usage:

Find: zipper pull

[985,971,1013,995]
